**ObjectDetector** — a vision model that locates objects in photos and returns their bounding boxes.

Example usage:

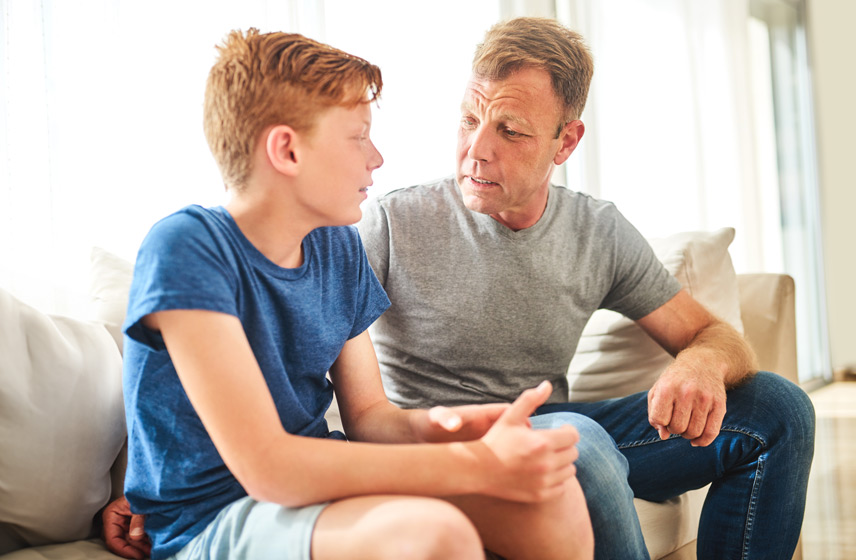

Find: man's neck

[489,190,550,231]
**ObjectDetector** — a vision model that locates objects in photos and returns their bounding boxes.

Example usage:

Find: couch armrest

[737,274,798,385]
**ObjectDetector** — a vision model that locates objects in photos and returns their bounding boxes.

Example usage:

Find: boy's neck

[225,191,308,269]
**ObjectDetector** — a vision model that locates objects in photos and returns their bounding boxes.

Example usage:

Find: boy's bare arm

[154,309,578,508]
[328,330,510,444]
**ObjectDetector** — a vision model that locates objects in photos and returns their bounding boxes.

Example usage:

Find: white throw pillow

[0,288,125,554]
[567,227,743,402]
[88,247,134,353]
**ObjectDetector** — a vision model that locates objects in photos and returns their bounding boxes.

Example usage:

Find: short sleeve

[600,208,681,320]
[123,211,238,348]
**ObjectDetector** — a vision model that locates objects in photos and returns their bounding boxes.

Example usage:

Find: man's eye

[461,117,477,128]
[504,128,521,137]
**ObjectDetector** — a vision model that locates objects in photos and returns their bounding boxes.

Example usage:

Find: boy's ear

[265,125,301,176]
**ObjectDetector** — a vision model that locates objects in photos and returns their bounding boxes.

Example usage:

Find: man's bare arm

[636,289,759,447]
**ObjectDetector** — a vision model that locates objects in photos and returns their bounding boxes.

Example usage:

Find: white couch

[0,228,803,560]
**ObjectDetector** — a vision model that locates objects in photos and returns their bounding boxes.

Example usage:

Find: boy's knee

[380,499,481,560]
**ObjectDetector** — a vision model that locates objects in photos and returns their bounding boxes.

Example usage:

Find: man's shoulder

[550,184,616,210]
[371,176,458,212]
[548,185,623,228]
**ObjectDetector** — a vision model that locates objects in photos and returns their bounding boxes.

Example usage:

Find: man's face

[456,66,580,230]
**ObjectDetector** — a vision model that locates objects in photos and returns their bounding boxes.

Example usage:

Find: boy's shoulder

[147,205,224,236]
[307,225,364,260]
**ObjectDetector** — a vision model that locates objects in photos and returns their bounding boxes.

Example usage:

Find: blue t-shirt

[122,205,390,559]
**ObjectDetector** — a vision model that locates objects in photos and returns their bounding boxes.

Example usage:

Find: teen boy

[114,28,593,560]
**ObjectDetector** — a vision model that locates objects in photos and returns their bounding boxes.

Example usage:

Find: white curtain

[503,0,785,274]
[0,0,499,316]
[0,0,790,313]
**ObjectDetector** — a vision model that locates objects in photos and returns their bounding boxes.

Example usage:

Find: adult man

[357,16,815,560]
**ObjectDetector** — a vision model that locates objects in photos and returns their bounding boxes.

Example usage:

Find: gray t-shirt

[358,176,680,408]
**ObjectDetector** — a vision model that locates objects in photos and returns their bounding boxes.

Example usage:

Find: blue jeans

[534,371,816,560]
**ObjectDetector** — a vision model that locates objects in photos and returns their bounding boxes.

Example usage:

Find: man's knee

[531,412,630,492]
[733,371,815,449]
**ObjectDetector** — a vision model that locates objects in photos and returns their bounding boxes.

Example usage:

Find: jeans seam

[742,455,765,560]
[615,426,768,450]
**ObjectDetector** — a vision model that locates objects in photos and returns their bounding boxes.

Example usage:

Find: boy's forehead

[320,102,373,125]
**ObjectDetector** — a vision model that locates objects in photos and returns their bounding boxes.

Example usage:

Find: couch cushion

[0,539,123,560]
[0,288,125,554]
[568,227,743,402]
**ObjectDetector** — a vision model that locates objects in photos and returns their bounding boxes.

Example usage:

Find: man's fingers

[502,380,552,425]
[648,390,675,439]
[682,407,709,440]
[667,400,693,435]
[691,399,726,447]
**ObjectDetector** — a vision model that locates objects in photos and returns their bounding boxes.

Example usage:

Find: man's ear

[266,124,301,177]
[554,120,585,165]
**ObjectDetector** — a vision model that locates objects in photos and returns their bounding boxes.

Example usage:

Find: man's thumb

[501,381,552,425]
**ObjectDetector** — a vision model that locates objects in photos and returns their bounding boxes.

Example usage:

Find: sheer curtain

[501,0,827,382]
[1,0,827,382]
[552,0,784,274]
[0,0,498,317]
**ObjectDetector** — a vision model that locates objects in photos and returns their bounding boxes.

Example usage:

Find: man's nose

[467,126,494,162]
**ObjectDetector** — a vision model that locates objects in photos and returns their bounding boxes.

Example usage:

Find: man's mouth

[469,176,498,186]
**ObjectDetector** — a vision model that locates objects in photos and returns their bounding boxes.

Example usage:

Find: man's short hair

[203,28,383,191]
[472,17,593,124]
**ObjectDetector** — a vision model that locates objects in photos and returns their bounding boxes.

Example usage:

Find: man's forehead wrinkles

[463,95,531,128]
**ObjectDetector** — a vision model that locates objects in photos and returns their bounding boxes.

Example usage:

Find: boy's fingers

[502,381,552,425]
[129,514,146,540]
[428,406,462,432]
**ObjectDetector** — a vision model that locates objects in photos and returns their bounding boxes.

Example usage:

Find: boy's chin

[328,207,363,227]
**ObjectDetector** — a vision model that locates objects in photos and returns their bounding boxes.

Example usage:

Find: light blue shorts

[168,496,330,560]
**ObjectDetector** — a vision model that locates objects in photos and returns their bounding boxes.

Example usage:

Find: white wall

[806,0,856,373]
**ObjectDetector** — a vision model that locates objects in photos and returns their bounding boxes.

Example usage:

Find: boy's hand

[415,403,510,442]
[102,496,150,559]
[476,381,579,503]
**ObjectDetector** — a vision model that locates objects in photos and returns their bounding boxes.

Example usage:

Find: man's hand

[477,381,580,503]
[102,496,150,560]
[647,361,727,447]
[414,402,510,442]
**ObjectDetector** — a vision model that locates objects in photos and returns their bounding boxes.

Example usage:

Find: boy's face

[297,102,383,227]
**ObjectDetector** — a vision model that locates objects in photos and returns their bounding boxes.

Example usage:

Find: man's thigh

[536,372,810,501]
[536,391,655,449]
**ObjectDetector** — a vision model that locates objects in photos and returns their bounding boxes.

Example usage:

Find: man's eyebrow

[496,112,529,128]
[460,102,530,128]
